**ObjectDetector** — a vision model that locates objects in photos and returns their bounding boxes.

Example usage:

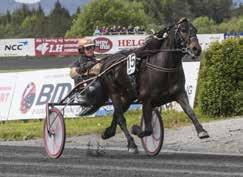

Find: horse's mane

[100,27,170,71]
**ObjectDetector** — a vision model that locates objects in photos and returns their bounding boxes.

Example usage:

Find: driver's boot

[76,87,94,106]
[76,85,98,116]
[74,76,93,106]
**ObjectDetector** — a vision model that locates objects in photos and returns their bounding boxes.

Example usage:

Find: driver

[69,37,101,105]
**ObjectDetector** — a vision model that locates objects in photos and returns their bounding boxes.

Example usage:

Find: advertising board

[1,62,200,120]
[35,38,79,57]
[0,73,17,120]
[0,38,35,57]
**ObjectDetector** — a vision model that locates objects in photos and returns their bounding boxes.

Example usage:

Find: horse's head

[175,18,201,59]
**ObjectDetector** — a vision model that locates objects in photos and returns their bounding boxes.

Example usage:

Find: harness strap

[146,62,181,72]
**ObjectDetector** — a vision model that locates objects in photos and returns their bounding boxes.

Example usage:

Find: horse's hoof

[101,132,115,140]
[138,130,153,138]
[101,133,108,140]
[131,125,142,135]
[101,128,115,140]
[128,147,139,154]
[198,131,210,139]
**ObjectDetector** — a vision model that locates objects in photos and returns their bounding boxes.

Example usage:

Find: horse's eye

[180,28,187,33]
[190,27,198,33]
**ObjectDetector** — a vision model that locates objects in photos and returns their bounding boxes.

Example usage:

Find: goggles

[84,45,95,50]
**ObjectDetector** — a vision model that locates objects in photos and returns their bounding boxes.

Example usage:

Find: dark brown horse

[84,18,209,153]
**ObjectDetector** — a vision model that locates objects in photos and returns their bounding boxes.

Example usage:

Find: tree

[21,14,47,37]
[66,0,149,37]
[192,16,216,33]
[160,0,193,24]
[232,4,243,17]
[72,7,81,20]
[218,16,243,33]
[187,0,233,23]
[36,3,45,17]
[130,0,193,25]
[47,1,72,37]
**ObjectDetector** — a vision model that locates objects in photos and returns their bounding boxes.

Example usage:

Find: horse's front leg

[176,90,209,139]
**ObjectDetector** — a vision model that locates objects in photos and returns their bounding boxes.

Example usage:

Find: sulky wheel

[43,107,66,159]
[140,108,164,156]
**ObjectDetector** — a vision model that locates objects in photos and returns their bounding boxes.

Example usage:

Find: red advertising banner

[35,38,79,57]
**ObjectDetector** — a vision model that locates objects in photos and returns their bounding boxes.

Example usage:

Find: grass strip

[0,109,224,141]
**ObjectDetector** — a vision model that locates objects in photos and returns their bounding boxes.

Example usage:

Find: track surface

[0,117,243,177]
[1,145,243,177]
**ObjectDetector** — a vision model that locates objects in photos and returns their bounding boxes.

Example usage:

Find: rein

[144,47,188,73]
[60,55,127,103]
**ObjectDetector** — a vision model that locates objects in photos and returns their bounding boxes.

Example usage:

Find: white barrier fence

[0,34,225,57]
[0,62,200,121]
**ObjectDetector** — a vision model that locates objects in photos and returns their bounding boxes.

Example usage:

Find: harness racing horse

[91,18,209,153]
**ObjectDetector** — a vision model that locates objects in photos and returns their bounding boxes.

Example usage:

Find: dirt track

[0,117,243,177]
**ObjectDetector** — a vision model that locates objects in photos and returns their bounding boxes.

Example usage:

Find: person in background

[93,26,101,35]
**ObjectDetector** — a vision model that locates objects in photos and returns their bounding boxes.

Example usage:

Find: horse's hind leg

[117,108,138,153]
[101,113,117,140]
[176,91,209,139]
[102,94,138,153]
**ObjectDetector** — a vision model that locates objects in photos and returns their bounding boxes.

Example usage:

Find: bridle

[153,19,198,54]
[146,19,199,72]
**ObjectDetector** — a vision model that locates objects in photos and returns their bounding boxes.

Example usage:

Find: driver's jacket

[70,56,97,81]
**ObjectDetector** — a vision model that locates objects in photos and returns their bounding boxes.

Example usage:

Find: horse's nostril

[192,47,197,51]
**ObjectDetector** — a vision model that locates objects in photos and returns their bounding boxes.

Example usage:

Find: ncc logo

[5,41,28,51]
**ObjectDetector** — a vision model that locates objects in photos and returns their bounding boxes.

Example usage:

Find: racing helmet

[78,38,95,54]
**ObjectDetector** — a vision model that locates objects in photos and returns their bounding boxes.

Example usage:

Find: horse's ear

[177,17,187,24]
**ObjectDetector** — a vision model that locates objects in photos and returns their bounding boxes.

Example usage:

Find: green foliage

[160,0,192,23]
[187,0,232,23]
[0,109,215,141]
[0,2,71,38]
[47,1,72,37]
[198,38,243,116]
[193,16,216,33]
[218,16,243,33]
[20,15,46,38]
[66,0,149,37]
[193,16,243,33]
[0,0,242,38]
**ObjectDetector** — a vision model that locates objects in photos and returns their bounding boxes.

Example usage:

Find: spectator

[120,26,128,34]
[138,26,145,34]
[127,24,134,34]
[111,25,118,35]
[134,26,140,34]
[93,26,101,36]
[100,26,108,35]
[92,24,146,36]
[116,25,122,34]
